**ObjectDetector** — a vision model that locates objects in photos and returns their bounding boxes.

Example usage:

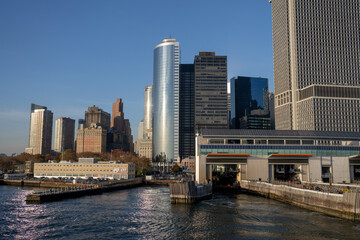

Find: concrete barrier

[169,181,212,204]
[241,180,360,221]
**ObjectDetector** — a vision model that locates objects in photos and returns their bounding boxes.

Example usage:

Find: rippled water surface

[1,185,360,239]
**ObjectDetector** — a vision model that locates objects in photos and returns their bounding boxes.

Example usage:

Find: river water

[1,185,360,240]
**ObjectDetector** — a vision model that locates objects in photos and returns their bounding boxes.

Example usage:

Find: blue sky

[0,0,273,155]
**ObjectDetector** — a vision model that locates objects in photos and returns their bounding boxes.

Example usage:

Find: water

[1,185,360,240]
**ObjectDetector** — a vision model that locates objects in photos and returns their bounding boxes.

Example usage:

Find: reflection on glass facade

[230,76,270,129]
[153,39,180,162]
[144,85,153,137]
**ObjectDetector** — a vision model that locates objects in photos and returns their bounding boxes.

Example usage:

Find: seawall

[169,181,212,204]
[241,180,360,221]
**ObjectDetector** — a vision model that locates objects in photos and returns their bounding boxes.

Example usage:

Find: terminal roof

[200,129,360,140]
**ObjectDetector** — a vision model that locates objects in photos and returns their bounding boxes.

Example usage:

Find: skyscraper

[230,76,270,129]
[54,117,75,153]
[26,106,53,155]
[85,105,110,129]
[179,64,195,160]
[143,85,153,138]
[138,120,144,140]
[194,52,228,131]
[270,0,360,132]
[153,38,180,162]
[111,98,124,133]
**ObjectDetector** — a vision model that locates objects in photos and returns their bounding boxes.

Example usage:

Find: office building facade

[194,52,228,131]
[153,38,180,162]
[54,117,75,153]
[26,107,53,155]
[34,158,136,180]
[270,0,360,132]
[230,76,270,129]
[179,64,195,159]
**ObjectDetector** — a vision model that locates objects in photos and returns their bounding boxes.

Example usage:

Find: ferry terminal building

[195,129,360,185]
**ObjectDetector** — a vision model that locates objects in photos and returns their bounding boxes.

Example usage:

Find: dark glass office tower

[230,76,270,129]
[194,52,228,131]
[179,64,195,160]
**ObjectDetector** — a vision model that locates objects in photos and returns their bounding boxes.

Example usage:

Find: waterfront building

[270,0,360,132]
[85,105,110,129]
[152,38,180,162]
[26,106,53,155]
[179,64,195,160]
[230,76,270,129]
[76,124,107,153]
[194,52,228,131]
[195,129,360,185]
[143,85,153,138]
[34,158,136,179]
[54,117,75,153]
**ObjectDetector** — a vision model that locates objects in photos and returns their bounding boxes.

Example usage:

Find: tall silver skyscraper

[26,107,53,155]
[271,0,360,132]
[153,38,180,162]
[143,85,153,138]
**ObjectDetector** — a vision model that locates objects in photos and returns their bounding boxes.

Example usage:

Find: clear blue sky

[0,0,274,155]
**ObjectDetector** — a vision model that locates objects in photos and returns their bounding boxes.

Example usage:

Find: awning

[349,155,360,164]
[206,153,250,164]
[268,154,312,164]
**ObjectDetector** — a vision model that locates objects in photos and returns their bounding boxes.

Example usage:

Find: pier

[26,178,143,204]
[169,181,212,204]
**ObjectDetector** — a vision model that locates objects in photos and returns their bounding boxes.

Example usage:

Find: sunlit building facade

[270,0,360,132]
[54,117,75,153]
[152,38,180,162]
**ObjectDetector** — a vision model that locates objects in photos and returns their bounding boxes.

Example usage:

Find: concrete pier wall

[241,180,360,221]
[169,181,212,204]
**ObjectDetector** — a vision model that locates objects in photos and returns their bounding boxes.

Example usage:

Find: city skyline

[0,1,274,155]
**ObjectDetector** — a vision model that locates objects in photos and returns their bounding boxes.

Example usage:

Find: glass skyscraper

[179,64,195,160]
[153,38,180,162]
[230,76,270,129]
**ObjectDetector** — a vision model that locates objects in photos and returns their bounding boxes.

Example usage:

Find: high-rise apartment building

[270,0,360,132]
[143,85,153,138]
[194,52,228,131]
[26,106,53,155]
[179,64,195,160]
[153,38,180,162]
[230,76,270,129]
[54,117,75,153]
[85,105,110,129]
